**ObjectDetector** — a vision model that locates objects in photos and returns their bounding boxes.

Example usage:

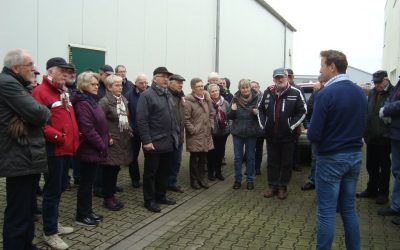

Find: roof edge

[254,0,297,32]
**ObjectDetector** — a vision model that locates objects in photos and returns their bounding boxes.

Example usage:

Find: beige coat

[184,92,214,152]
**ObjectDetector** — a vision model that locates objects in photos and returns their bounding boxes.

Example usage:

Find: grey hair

[208,72,219,80]
[190,77,203,89]
[104,74,123,88]
[77,71,100,92]
[135,73,148,83]
[3,49,27,68]
[207,83,219,92]
[238,79,252,89]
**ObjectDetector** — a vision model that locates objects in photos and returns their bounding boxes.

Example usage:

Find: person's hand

[231,103,237,111]
[143,143,155,151]
[8,115,26,139]
[382,117,392,125]
[252,108,258,115]
[109,138,114,146]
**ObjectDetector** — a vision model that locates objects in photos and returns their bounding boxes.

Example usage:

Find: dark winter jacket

[383,79,400,140]
[364,84,392,145]
[228,89,261,138]
[99,91,133,166]
[32,76,80,157]
[125,85,142,136]
[72,91,109,163]
[168,88,185,144]
[259,84,306,143]
[136,83,179,153]
[122,78,134,97]
[0,67,51,177]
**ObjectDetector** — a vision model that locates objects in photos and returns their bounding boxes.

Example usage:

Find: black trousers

[255,136,265,171]
[102,166,120,198]
[3,174,38,250]
[366,143,391,196]
[143,152,173,202]
[76,162,97,218]
[207,134,229,177]
[190,152,208,183]
[266,141,294,189]
[129,135,142,182]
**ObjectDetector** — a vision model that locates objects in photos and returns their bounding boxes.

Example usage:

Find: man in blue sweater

[308,50,367,250]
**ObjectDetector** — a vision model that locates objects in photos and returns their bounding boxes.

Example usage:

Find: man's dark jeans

[3,174,38,250]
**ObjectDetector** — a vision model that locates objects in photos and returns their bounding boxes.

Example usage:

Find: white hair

[208,72,219,80]
[135,73,148,83]
[3,49,28,68]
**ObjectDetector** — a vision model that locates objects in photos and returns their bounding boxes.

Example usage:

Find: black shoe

[247,182,254,190]
[93,190,104,198]
[76,216,99,227]
[156,198,176,205]
[255,169,261,175]
[145,201,161,213]
[391,217,400,225]
[116,186,123,192]
[198,181,209,189]
[356,190,377,198]
[293,166,302,172]
[215,174,225,181]
[378,207,400,216]
[301,182,315,191]
[233,182,241,190]
[208,175,216,181]
[89,212,103,222]
[131,180,140,188]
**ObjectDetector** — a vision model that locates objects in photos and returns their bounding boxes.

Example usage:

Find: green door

[69,46,106,75]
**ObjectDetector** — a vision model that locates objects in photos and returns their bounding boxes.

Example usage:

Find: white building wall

[0,0,294,93]
[383,0,400,83]
[219,0,292,90]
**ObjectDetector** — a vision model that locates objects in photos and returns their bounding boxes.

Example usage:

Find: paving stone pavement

[1,137,400,249]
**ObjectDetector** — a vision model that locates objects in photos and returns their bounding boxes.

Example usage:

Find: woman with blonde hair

[228,79,261,190]
[99,74,133,211]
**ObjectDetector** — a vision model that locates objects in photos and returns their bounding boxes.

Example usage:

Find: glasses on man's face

[19,62,35,68]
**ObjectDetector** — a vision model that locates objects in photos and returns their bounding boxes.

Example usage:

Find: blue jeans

[42,156,71,235]
[168,143,183,187]
[391,139,400,211]
[316,151,362,250]
[307,144,317,184]
[233,136,257,183]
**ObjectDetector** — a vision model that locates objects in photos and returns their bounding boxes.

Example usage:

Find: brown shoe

[376,195,389,205]
[168,186,184,193]
[263,189,275,198]
[278,190,288,200]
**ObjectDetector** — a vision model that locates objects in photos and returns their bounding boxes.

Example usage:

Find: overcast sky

[266,0,386,75]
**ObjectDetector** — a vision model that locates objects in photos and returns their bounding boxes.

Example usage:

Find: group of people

[1,47,400,250]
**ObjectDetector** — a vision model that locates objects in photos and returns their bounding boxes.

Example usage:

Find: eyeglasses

[19,62,35,68]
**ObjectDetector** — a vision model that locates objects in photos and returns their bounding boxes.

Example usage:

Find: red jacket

[32,76,80,156]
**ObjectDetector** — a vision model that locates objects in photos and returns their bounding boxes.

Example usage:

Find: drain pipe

[283,22,287,68]
[215,0,221,72]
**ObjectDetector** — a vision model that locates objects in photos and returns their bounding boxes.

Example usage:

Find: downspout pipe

[215,0,221,72]
[283,22,287,68]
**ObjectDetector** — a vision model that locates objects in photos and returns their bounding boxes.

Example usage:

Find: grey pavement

[1,138,400,249]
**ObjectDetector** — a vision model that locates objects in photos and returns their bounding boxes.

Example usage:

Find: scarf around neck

[114,95,130,132]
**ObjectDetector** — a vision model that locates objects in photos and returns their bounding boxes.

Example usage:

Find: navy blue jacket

[383,79,400,140]
[125,85,142,135]
[308,79,367,155]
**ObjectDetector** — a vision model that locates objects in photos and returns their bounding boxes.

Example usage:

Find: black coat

[0,67,51,177]
[259,84,306,143]
[136,83,179,153]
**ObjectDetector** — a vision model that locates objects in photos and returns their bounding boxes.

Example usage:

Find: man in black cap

[32,57,80,249]
[0,49,51,250]
[98,65,114,97]
[167,74,186,193]
[357,70,392,205]
[136,66,179,212]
